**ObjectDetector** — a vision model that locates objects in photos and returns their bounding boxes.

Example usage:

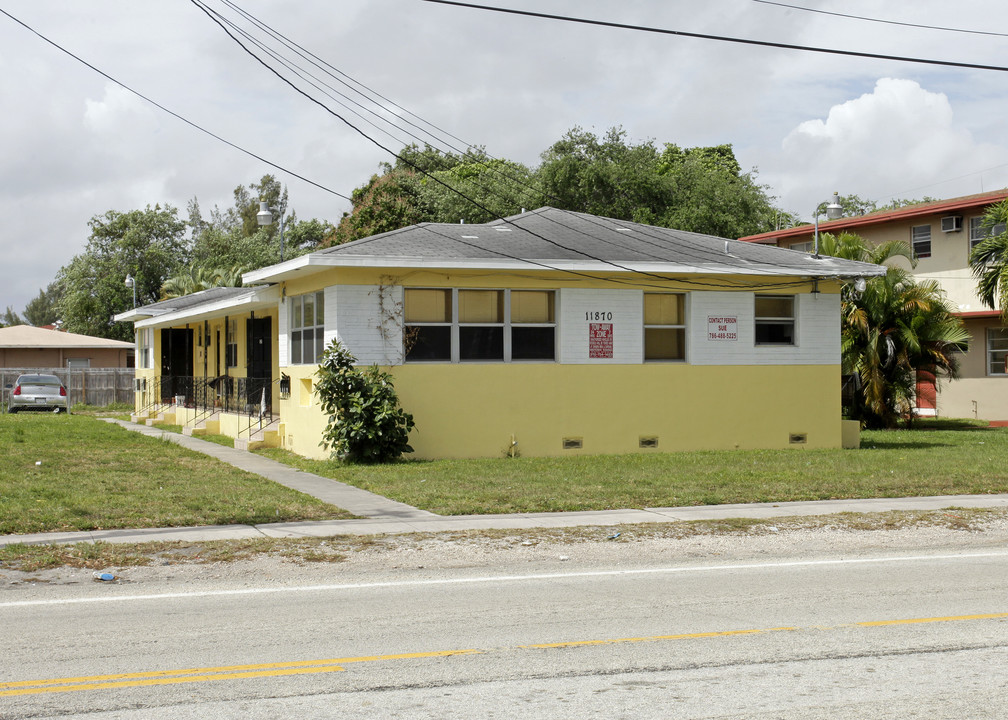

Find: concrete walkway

[1,418,1006,548]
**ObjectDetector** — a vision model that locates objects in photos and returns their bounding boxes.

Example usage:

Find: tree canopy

[56,205,188,340]
[332,127,789,245]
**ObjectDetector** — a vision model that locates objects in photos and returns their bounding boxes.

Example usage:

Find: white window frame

[789,240,813,254]
[912,224,932,259]
[755,295,796,346]
[404,288,557,363]
[970,216,1007,253]
[289,291,325,365]
[987,328,1008,376]
[137,328,153,369]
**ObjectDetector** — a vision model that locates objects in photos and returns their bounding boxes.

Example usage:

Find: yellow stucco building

[117,208,883,459]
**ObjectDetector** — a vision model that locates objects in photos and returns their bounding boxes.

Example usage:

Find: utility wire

[194,0,814,289]
[752,0,1008,39]
[422,0,1008,73]
[0,8,351,201]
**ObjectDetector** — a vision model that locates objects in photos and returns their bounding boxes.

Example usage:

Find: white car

[7,374,70,413]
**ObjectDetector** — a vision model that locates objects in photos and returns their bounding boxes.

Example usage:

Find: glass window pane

[291,300,302,330]
[315,330,325,363]
[644,328,685,360]
[511,291,554,324]
[459,290,503,324]
[315,291,325,326]
[291,330,302,365]
[406,325,451,361]
[512,327,556,360]
[459,326,504,360]
[644,293,684,325]
[303,294,315,327]
[755,320,794,345]
[755,296,793,319]
[405,289,451,323]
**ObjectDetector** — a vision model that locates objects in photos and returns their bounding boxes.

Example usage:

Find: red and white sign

[589,322,613,358]
[707,315,738,341]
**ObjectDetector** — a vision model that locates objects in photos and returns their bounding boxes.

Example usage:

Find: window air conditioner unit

[941,215,963,233]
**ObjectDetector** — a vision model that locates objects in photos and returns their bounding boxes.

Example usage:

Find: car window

[18,375,61,385]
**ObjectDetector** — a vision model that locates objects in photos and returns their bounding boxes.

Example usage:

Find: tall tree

[820,232,968,428]
[57,205,188,340]
[0,307,23,327]
[22,282,62,326]
[968,198,1008,317]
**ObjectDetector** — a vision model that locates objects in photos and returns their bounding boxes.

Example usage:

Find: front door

[160,328,193,402]
[246,317,272,415]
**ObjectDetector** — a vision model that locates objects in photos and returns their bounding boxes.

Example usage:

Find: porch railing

[139,375,277,434]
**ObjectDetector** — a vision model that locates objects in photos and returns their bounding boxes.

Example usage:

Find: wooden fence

[1,368,135,408]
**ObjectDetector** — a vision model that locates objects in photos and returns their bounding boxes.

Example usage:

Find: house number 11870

[585,311,613,321]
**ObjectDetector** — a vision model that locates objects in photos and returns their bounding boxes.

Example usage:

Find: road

[1,528,1006,719]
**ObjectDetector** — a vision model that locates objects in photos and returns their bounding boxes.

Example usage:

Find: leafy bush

[314,339,415,463]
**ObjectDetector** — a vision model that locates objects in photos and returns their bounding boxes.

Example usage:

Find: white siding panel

[558,288,643,364]
[277,297,289,367]
[690,291,840,366]
[334,284,404,365]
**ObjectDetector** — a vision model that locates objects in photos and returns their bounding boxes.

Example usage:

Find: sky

[3,0,1008,316]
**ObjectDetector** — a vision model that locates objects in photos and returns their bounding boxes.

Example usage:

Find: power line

[752,0,1008,39]
[194,0,812,290]
[422,0,1008,73]
[0,8,351,202]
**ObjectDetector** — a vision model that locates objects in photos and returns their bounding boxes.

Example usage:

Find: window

[970,216,1007,253]
[404,288,556,362]
[136,328,154,369]
[66,358,90,369]
[755,295,795,345]
[643,293,686,361]
[988,329,1008,375]
[459,289,504,361]
[405,288,451,361]
[789,240,813,254]
[225,318,238,368]
[911,224,932,259]
[289,291,325,364]
[511,290,556,360]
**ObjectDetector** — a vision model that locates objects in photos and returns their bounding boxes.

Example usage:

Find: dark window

[406,326,451,361]
[755,295,795,346]
[912,225,932,259]
[512,326,556,360]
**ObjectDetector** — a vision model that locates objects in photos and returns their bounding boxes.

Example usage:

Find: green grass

[255,418,1008,515]
[0,414,353,535]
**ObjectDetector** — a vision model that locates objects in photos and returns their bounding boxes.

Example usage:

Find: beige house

[0,325,134,369]
[740,189,1008,421]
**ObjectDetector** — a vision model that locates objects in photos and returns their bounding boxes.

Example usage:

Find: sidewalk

[2,419,1007,549]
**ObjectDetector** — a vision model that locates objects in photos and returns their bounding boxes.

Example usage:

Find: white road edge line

[3,551,1007,608]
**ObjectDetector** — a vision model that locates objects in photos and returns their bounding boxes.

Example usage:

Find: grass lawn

[0,413,352,535]
[256,419,1008,515]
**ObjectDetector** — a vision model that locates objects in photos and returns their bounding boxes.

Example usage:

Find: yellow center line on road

[855,611,1008,627]
[0,649,481,698]
[520,626,797,649]
[3,611,1005,698]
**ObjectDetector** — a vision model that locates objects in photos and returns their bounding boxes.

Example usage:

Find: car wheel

[7,407,16,414]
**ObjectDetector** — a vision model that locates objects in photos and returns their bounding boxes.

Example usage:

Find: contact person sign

[707,315,737,341]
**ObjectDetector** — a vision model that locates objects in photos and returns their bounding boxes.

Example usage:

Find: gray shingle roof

[313,207,884,277]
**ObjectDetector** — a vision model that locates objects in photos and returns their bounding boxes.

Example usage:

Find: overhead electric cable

[0,8,350,201]
[195,0,811,289]
[421,0,1008,73]
[752,0,1008,39]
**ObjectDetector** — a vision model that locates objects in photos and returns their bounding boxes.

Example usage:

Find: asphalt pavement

[3,418,1007,548]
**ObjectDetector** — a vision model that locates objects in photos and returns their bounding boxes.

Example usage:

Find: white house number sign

[707,315,738,341]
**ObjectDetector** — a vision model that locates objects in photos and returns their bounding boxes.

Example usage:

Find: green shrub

[314,339,415,463]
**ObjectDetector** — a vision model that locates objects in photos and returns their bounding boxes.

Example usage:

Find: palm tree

[820,232,968,429]
[968,198,1008,316]
[160,265,245,299]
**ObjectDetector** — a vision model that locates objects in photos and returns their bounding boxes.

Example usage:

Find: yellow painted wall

[279,362,842,460]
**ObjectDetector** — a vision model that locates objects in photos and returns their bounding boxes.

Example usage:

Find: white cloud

[767,78,1008,214]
